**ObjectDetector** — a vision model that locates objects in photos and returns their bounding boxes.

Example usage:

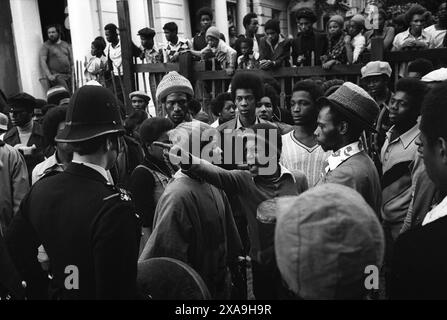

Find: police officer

[6,85,141,300]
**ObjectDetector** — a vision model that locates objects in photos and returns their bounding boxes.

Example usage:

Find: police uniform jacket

[6,162,140,300]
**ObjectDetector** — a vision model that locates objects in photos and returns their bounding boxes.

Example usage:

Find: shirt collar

[326,141,363,172]
[422,194,447,226]
[72,160,111,183]
[386,122,420,149]
[402,28,429,41]
[235,116,261,130]
[266,34,285,50]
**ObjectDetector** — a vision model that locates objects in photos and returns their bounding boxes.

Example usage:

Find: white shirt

[107,40,122,76]
[32,153,65,185]
[392,29,433,51]
[351,33,366,63]
[424,25,447,48]
[325,141,363,173]
[280,131,330,187]
[422,195,447,226]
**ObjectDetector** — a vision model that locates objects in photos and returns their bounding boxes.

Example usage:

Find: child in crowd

[237,37,260,70]
[84,38,107,85]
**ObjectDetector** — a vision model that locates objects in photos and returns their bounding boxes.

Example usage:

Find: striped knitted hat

[156,71,194,102]
[318,82,379,132]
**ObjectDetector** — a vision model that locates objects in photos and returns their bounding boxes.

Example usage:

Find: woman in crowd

[129,117,175,252]
[321,15,348,70]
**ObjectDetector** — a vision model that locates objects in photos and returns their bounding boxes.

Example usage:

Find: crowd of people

[1,2,447,301]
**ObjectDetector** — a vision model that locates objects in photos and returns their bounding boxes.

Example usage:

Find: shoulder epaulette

[103,186,132,202]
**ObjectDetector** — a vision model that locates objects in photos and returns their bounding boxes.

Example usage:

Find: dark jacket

[320,151,382,217]
[291,31,328,66]
[5,163,140,299]
[3,122,47,181]
[0,232,25,299]
[391,215,447,299]
[258,35,291,69]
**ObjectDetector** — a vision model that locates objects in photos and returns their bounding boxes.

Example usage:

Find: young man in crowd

[392,4,433,51]
[210,92,235,128]
[4,93,48,182]
[129,91,151,115]
[137,27,162,63]
[281,80,330,187]
[191,7,225,54]
[381,78,426,243]
[6,85,140,300]
[235,13,262,57]
[391,81,447,299]
[258,19,291,70]
[39,24,73,92]
[316,82,382,216]
[292,7,328,66]
[155,71,194,127]
[424,1,447,48]
[162,22,191,63]
[360,61,393,168]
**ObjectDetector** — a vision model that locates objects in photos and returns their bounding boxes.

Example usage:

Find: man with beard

[291,8,328,66]
[280,80,329,187]
[316,82,381,216]
[4,93,47,182]
[155,71,194,127]
[39,24,73,92]
[6,85,140,299]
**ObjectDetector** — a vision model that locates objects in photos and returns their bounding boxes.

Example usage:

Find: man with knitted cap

[316,82,382,216]
[200,26,236,75]
[275,183,384,299]
[155,71,194,127]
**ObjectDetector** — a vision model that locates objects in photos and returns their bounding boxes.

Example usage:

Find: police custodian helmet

[55,85,124,143]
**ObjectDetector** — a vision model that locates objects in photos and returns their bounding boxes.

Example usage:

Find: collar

[422,195,447,226]
[266,34,286,50]
[71,160,110,183]
[253,164,295,183]
[168,38,185,47]
[235,116,261,130]
[386,122,420,149]
[110,39,121,49]
[402,28,428,40]
[325,141,363,172]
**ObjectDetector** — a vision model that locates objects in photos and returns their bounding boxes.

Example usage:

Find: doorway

[38,0,71,43]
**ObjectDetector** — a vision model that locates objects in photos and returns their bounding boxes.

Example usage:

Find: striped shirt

[280,131,330,187]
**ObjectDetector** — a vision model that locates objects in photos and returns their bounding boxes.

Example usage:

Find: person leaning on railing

[200,26,236,76]
[321,15,348,70]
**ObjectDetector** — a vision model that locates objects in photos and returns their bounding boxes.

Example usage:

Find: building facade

[2,0,366,99]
